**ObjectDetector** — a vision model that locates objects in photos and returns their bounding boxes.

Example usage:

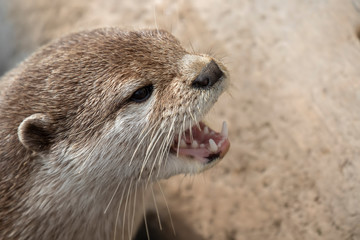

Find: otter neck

[25,170,147,240]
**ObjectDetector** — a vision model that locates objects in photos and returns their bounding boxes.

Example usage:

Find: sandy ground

[1,0,360,239]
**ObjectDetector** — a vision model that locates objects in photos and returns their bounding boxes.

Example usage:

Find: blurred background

[1,0,360,239]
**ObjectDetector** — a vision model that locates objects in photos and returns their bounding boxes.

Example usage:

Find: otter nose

[192,60,224,89]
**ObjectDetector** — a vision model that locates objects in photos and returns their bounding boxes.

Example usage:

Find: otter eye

[130,85,153,103]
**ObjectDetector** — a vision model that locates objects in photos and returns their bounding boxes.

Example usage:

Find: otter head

[11,28,230,185]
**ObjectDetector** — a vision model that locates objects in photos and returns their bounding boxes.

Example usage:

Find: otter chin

[0,28,230,240]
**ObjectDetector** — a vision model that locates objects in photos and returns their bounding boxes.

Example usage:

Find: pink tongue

[177,148,210,158]
[172,122,230,163]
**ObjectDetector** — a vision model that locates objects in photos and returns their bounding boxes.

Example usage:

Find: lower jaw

[169,149,222,165]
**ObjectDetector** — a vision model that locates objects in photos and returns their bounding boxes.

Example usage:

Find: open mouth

[171,121,230,164]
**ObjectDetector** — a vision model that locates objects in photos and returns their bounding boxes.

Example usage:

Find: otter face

[146,54,230,180]
[14,28,230,183]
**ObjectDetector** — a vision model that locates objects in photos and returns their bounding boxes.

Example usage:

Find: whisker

[139,127,166,180]
[158,116,176,167]
[148,132,168,183]
[149,118,163,139]
[127,186,133,240]
[130,181,138,239]
[122,179,133,240]
[182,114,187,139]
[156,133,173,178]
[188,40,196,54]
[150,142,166,183]
[157,180,176,236]
[188,109,201,131]
[188,115,193,142]
[161,116,177,169]
[113,184,127,240]
[142,185,150,240]
[138,123,163,178]
[104,180,122,214]
[176,120,183,158]
[148,117,177,182]
[151,184,162,230]
[153,4,159,34]
[129,122,156,166]
[143,122,164,159]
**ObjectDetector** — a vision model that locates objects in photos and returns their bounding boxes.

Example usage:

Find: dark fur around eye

[129,85,153,103]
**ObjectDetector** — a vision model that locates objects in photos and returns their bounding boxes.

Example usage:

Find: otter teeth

[172,121,231,160]
[191,140,199,148]
[204,126,209,134]
[221,121,228,138]
[180,139,187,148]
[209,139,218,152]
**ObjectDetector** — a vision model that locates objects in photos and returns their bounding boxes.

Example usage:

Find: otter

[0,28,230,240]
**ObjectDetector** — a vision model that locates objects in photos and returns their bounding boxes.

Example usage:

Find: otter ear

[18,113,54,152]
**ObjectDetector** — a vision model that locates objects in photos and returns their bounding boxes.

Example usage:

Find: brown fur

[0,28,228,239]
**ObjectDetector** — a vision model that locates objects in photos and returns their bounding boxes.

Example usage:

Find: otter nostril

[192,60,224,89]
[194,77,210,88]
